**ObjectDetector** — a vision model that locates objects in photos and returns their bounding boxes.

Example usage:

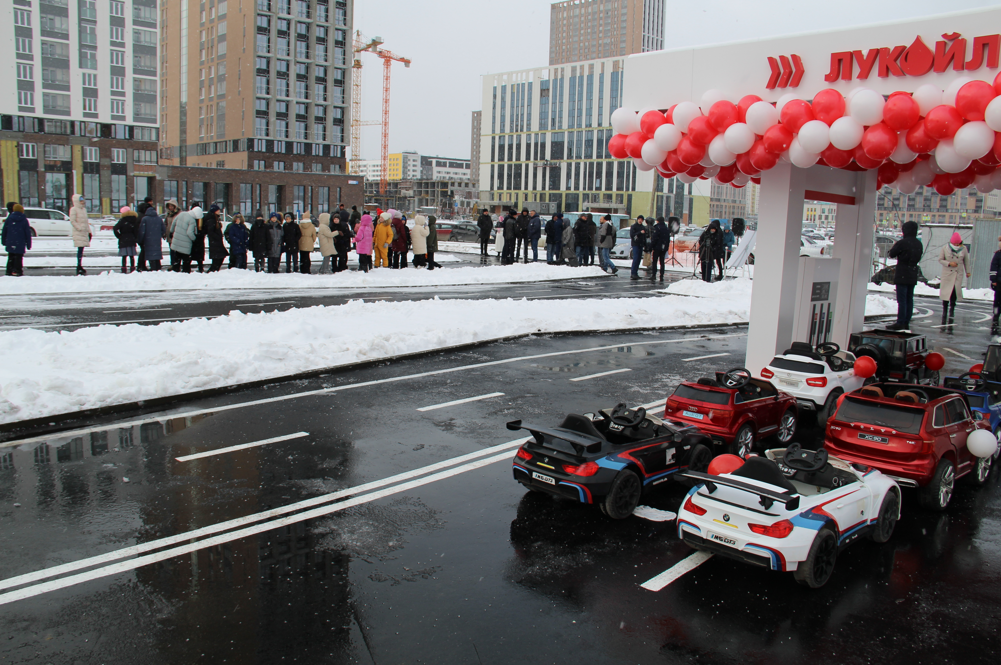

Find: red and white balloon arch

[607,73,1001,196]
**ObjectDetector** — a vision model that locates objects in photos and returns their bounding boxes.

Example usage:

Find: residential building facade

[875,185,986,229]
[804,202,837,225]
[708,181,747,223]
[364,179,477,218]
[386,151,419,181]
[420,156,471,181]
[470,110,481,188]
[549,0,664,66]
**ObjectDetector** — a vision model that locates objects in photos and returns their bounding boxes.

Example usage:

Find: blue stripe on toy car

[643,467,680,485]
[597,457,628,471]
[558,481,592,504]
[512,463,530,477]
[790,512,827,530]
[744,543,786,571]
[677,519,702,539]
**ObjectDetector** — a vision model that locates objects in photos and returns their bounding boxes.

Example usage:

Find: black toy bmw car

[509,403,714,519]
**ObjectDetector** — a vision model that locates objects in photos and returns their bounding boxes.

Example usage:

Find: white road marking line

[912,307,933,320]
[640,551,714,591]
[569,368,632,382]
[102,308,172,314]
[236,300,296,306]
[941,347,974,360]
[1,333,748,449]
[682,353,730,362]
[0,437,529,594]
[175,432,308,462]
[637,398,667,411]
[0,450,516,606]
[973,312,993,323]
[417,392,505,412]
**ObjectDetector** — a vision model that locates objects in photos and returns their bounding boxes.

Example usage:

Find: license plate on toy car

[779,378,798,387]
[532,472,555,485]
[858,433,889,444]
[682,410,704,420]
[708,531,737,547]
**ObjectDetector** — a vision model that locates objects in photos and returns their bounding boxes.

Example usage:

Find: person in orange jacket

[372,213,394,268]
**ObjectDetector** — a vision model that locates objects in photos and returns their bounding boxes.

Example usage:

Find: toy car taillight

[666,398,680,411]
[683,495,707,516]
[708,409,732,425]
[760,367,775,379]
[806,377,828,387]
[515,447,532,461]
[562,461,600,477]
[748,519,794,538]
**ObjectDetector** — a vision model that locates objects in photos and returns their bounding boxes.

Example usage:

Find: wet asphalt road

[0,292,999,664]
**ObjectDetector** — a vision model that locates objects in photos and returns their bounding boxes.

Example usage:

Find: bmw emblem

[544,457,549,464]
[723,514,730,522]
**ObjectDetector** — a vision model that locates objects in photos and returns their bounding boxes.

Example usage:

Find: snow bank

[665,277,897,316]
[868,281,993,301]
[0,263,607,295]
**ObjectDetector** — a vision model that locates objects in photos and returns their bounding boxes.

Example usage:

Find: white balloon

[974,173,996,193]
[702,164,721,178]
[910,159,935,185]
[986,96,1001,132]
[846,86,870,101]
[723,123,756,154]
[653,123,682,151]
[798,120,831,154]
[913,84,943,117]
[708,134,736,165]
[953,121,995,160]
[934,139,972,174]
[672,101,702,133]
[890,132,918,164]
[633,157,655,172]
[789,137,821,168]
[778,150,791,164]
[943,76,974,107]
[968,429,998,459]
[849,89,885,126]
[699,153,716,168]
[641,140,668,167]
[611,108,640,135]
[700,89,728,114]
[745,101,779,135]
[896,176,919,194]
[776,93,800,113]
[829,116,865,150]
[992,169,1001,189]
[677,172,698,184]
[732,172,751,186]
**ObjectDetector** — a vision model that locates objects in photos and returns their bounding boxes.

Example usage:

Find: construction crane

[350,32,381,177]
[352,32,411,195]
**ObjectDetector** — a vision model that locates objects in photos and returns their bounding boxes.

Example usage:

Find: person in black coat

[515,209,530,263]
[650,216,670,282]
[629,216,649,280]
[282,212,302,273]
[333,212,352,272]
[550,214,564,264]
[250,213,269,272]
[2,203,32,276]
[502,210,518,265]
[697,219,723,283]
[190,205,211,273]
[225,214,250,270]
[477,210,493,256]
[990,237,1001,333]
[206,213,229,271]
[887,220,923,330]
[113,209,140,273]
[135,196,154,271]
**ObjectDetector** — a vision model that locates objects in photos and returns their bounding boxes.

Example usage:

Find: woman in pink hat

[938,231,970,325]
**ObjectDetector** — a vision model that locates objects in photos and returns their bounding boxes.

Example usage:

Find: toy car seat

[859,386,884,398]
[731,456,798,493]
[894,390,925,404]
[785,342,822,360]
[559,414,606,441]
[697,377,721,387]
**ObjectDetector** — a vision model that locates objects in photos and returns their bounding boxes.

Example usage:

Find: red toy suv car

[825,383,992,510]
[664,368,798,458]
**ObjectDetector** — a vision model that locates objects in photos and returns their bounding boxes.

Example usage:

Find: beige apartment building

[549,0,664,66]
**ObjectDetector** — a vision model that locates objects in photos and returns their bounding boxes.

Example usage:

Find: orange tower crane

[353,35,410,195]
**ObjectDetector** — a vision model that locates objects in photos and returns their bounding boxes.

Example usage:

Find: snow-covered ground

[868,281,994,301]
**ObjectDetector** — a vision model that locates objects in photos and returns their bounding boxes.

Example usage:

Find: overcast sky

[352,0,995,162]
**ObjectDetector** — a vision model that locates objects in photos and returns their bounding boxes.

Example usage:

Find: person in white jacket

[69,194,90,275]
[410,215,430,267]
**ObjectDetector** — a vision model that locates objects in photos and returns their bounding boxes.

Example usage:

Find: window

[314,83,326,101]
[296,0,311,19]
[82,72,97,88]
[134,4,157,22]
[336,7,346,26]
[313,123,325,141]
[83,174,99,209]
[41,40,68,58]
[276,119,288,138]
[134,102,156,118]
[295,101,307,116]
[317,186,329,212]
[134,53,156,71]
[19,172,39,207]
[83,98,98,113]
[256,34,270,54]
[134,29,157,47]
[134,78,156,94]
[43,144,72,161]
[317,2,329,22]
[253,160,266,170]
[293,162,304,172]
[110,26,124,42]
[111,174,126,212]
[277,0,290,14]
[255,98,269,113]
[133,150,157,165]
[295,121,307,140]
[43,93,71,113]
[111,50,125,66]
[112,149,127,163]
[255,76,270,95]
[277,37,289,57]
[296,22,309,37]
[110,1,125,17]
[14,9,31,26]
[295,81,308,99]
[295,40,309,60]
[254,117,269,137]
[274,161,286,171]
[18,143,36,159]
[80,0,96,19]
[17,64,33,81]
[83,147,99,162]
[42,67,70,85]
[16,38,33,56]
[41,15,70,34]
[277,79,289,97]
[111,76,126,92]
[312,163,323,172]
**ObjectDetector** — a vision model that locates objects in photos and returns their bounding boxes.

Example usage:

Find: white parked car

[759,341,865,423]
[800,236,827,257]
[610,228,633,259]
[1,207,73,237]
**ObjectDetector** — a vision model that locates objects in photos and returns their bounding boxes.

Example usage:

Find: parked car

[942,372,1001,442]
[0,207,75,237]
[800,236,826,257]
[847,329,940,384]
[436,221,494,242]
[760,341,865,424]
[673,227,706,253]
[610,228,632,259]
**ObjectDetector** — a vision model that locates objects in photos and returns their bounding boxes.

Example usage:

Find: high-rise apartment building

[158,0,351,174]
[470,110,481,188]
[0,0,160,213]
[549,0,664,66]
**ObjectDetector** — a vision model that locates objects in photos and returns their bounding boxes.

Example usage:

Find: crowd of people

[489,208,621,275]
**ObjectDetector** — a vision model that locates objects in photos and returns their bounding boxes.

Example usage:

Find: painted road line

[973,312,993,323]
[942,347,974,360]
[1,333,748,449]
[637,398,668,411]
[682,353,730,363]
[417,392,505,412]
[236,300,296,306]
[912,307,934,320]
[0,450,516,606]
[102,308,172,314]
[640,551,714,591]
[175,432,309,462]
[570,368,632,382]
[0,437,530,594]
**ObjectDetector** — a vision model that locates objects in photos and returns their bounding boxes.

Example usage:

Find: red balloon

[925,352,946,372]
[750,176,761,184]
[821,145,854,168]
[664,151,687,174]
[640,110,668,138]
[854,356,877,378]
[676,135,706,165]
[995,72,1001,96]
[950,167,977,189]
[715,164,737,183]
[956,80,997,122]
[657,168,676,179]
[625,131,646,159]
[737,95,763,123]
[906,119,940,154]
[749,139,779,171]
[779,99,815,133]
[608,134,628,159]
[709,100,739,132]
[732,182,747,189]
[932,173,956,196]
[687,116,719,146]
[686,164,706,178]
[861,122,898,161]
[882,94,921,131]
[854,145,884,169]
[979,149,1001,166]
[897,159,917,172]
[995,132,1001,163]
[734,151,760,176]
[924,105,964,140]
[812,88,847,125]
[878,162,900,184]
[971,362,985,376]
[972,159,996,175]
[762,124,794,154]
[664,104,677,124]
[707,454,745,475]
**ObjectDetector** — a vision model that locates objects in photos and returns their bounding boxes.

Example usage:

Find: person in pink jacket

[354,213,374,272]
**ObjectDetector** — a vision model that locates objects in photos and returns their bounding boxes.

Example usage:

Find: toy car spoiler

[506,420,604,455]
[680,470,801,511]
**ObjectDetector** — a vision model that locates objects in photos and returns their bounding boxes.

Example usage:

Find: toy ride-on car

[509,403,715,519]
[825,383,999,510]
[942,372,1001,443]
[677,444,901,588]
[664,368,799,459]
[847,329,944,385]
[760,341,865,425]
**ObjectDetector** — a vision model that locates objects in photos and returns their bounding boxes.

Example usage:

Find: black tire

[603,470,642,519]
[969,455,992,486]
[687,444,712,473]
[794,528,838,588]
[775,409,797,444]
[448,234,457,242]
[870,490,900,543]
[818,389,843,426]
[29,227,37,237]
[730,424,755,458]
[918,459,955,510]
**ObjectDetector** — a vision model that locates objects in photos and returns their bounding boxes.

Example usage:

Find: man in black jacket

[990,236,1001,333]
[477,209,493,256]
[887,221,923,330]
[629,216,649,280]
[502,209,517,265]
[515,209,530,262]
[650,216,670,282]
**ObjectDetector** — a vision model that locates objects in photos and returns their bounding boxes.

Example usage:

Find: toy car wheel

[730,424,755,458]
[776,409,797,443]
[870,489,900,543]
[794,527,838,588]
[970,455,992,486]
[603,470,642,519]
[918,459,955,510]
[818,389,843,426]
[688,444,712,473]
[994,426,1001,460]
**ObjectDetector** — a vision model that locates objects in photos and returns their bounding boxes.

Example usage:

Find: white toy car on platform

[759,341,865,424]
[677,445,901,588]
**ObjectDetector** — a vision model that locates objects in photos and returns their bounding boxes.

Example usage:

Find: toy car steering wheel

[609,403,647,428]
[958,372,985,391]
[721,368,751,389]
[816,342,840,357]
[908,388,930,403]
[782,442,829,472]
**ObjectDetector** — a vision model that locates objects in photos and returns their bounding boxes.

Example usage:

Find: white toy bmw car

[759,341,865,424]
[677,444,901,588]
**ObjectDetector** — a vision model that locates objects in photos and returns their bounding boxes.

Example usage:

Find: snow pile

[869,281,994,301]
[632,506,677,522]
[0,263,608,295]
